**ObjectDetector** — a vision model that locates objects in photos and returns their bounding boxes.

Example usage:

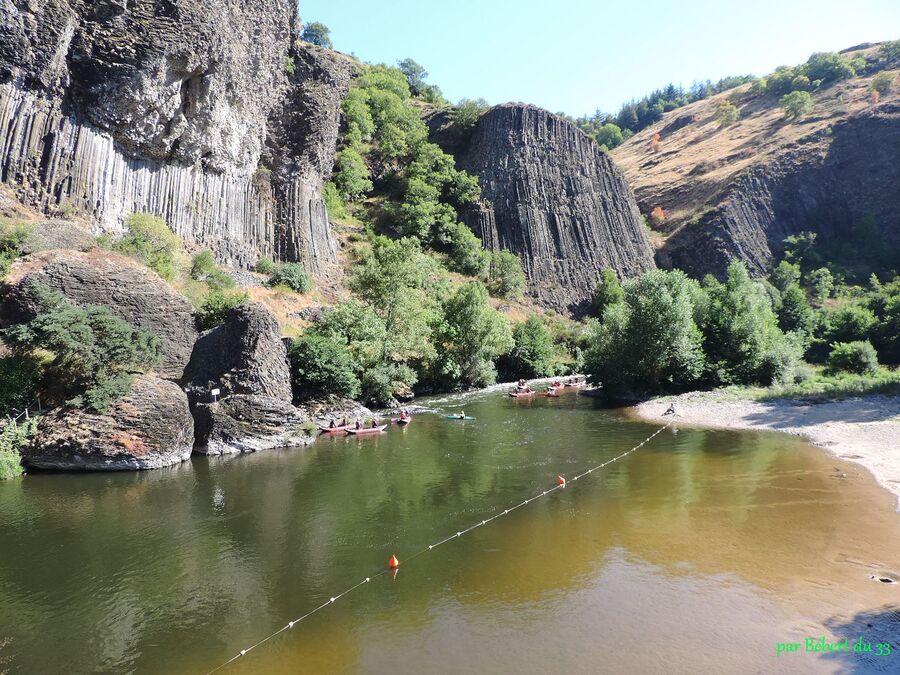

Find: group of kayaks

[509,377,586,399]
[317,413,412,436]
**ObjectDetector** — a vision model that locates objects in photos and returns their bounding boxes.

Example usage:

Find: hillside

[612,45,900,279]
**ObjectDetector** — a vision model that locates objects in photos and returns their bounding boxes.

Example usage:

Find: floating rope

[206,416,676,674]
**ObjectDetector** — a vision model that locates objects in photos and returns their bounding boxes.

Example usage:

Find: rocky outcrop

[434,104,655,313]
[0,1,349,272]
[23,375,193,471]
[659,103,900,277]
[0,250,198,378]
[182,303,292,403]
[193,395,313,455]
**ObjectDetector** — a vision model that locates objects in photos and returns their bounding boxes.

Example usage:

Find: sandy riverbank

[630,391,900,510]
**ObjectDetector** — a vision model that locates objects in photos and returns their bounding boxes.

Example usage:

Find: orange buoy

[557,475,566,487]
[389,554,399,569]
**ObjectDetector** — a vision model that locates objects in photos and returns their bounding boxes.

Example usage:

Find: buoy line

[205,417,676,674]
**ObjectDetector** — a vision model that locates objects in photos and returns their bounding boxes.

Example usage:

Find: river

[1,387,898,673]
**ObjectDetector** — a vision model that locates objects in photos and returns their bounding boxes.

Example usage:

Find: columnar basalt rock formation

[0,1,350,273]
[436,104,656,313]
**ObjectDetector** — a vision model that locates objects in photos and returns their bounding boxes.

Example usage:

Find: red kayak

[509,391,536,398]
[346,425,387,435]
[318,424,354,434]
[538,390,561,397]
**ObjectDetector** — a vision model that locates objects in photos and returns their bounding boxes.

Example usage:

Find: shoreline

[628,391,900,510]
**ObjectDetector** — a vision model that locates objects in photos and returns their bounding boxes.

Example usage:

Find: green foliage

[699,261,801,386]
[749,78,768,96]
[0,417,35,480]
[445,222,487,276]
[255,256,277,275]
[881,39,900,64]
[288,333,360,401]
[807,267,833,303]
[500,316,556,379]
[826,340,879,375]
[0,354,42,417]
[360,363,418,407]
[430,282,513,388]
[268,263,314,294]
[323,182,350,221]
[585,269,706,394]
[333,148,373,200]
[484,250,526,300]
[779,90,813,121]
[190,251,235,290]
[451,98,490,134]
[300,21,333,49]
[767,66,798,96]
[197,289,249,331]
[284,57,296,76]
[593,123,625,150]
[589,269,624,318]
[870,71,896,94]
[776,283,814,335]
[396,58,445,103]
[342,88,376,147]
[2,283,162,413]
[113,213,181,282]
[314,299,388,372]
[769,260,802,293]
[801,52,857,84]
[0,221,31,279]
[715,101,740,127]
[755,367,900,401]
[822,303,877,344]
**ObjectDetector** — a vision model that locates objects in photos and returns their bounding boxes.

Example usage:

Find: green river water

[1,387,898,674]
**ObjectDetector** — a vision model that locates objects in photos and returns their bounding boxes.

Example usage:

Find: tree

[451,98,490,134]
[190,251,235,290]
[333,148,373,200]
[0,222,30,279]
[807,267,833,303]
[301,21,333,49]
[445,222,487,276]
[769,260,802,293]
[801,52,857,84]
[780,90,813,121]
[430,282,513,388]
[0,354,42,417]
[715,101,739,127]
[589,269,624,318]
[594,123,624,150]
[197,289,249,331]
[776,283,813,335]
[584,269,706,393]
[315,300,388,373]
[823,304,876,344]
[113,213,181,282]
[485,250,526,300]
[2,283,161,413]
[288,333,360,400]
[397,58,428,96]
[500,317,556,379]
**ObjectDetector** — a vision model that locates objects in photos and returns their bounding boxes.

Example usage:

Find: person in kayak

[329,419,337,429]
[457,410,466,419]
[663,403,676,416]
[355,419,362,430]
[371,418,379,428]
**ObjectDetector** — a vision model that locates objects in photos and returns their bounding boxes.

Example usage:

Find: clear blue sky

[299,0,900,117]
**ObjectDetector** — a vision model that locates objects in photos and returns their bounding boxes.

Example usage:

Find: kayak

[563,381,586,388]
[446,415,476,420]
[393,417,412,425]
[346,425,387,435]
[538,390,561,397]
[318,424,353,433]
[509,391,535,398]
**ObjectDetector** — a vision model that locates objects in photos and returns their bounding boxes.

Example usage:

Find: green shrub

[870,71,896,94]
[113,213,181,282]
[881,40,900,64]
[826,340,879,375]
[451,98,490,134]
[780,90,813,121]
[823,303,877,344]
[2,283,162,413]
[268,263,313,294]
[0,417,35,480]
[300,21,333,49]
[284,58,296,76]
[715,101,740,127]
[499,316,556,379]
[255,256,277,275]
[594,123,625,150]
[0,222,31,279]
[323,182,349,222]
[360,363,417,407]
[485,250,526,300]
[333,148,373,201]
[800,52,857,84]
[342,88,376,147]
[288,333,360,400]
[190,251,235,290]
[767,67,797,96]
[807,267,833,303]
[0,354,42,417]
[590,269,624,318]
[197,289,249,331]
[446,222,487,276]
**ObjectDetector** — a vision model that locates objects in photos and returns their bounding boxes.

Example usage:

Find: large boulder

[182,303,292,403]
[0,250,199,379]
[193,395,314,455]
[23,375,193,471]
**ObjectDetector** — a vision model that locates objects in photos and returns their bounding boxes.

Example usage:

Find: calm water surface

[1,388,898,674]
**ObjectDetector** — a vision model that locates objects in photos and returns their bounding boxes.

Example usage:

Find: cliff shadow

[820,603,899,673]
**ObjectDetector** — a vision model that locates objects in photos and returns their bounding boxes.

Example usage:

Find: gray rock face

[659,104,900,277]
[23,375,194,471]
[182,303,292,403]
[0,2,347,272]
[193,395,313,455]
[442,104,656,314]
[0,250,199,378]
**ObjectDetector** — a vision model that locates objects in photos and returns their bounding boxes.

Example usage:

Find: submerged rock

[24,375,194,471]
[0,250,199,379]
[193,395,314,455]
[182,303,292,403]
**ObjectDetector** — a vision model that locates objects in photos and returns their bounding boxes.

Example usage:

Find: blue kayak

[445,415,476,420]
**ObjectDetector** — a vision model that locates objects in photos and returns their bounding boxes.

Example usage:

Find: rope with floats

[206,416,677,674]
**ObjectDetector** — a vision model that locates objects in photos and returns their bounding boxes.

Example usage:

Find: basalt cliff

[0,0,351,275]
[431,104,655,313]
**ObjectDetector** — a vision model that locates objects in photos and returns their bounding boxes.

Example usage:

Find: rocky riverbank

[630,391,900,510]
